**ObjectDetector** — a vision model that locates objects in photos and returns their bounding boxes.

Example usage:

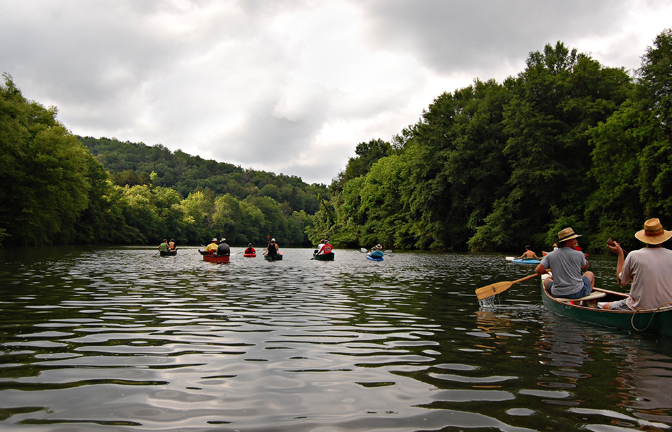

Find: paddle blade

[475,281,514,300]
[360,248,367,253]
[505,256,515,260]
[384,250,393,253]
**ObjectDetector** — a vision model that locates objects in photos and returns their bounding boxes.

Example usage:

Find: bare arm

[607,241,627,285]
[535,263,548,275]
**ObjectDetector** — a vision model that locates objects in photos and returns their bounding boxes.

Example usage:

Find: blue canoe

[512,258,541,265]
[366,254,383,261]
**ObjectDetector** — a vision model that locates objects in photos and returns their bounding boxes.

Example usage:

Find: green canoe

[313,252,335,261]
[540,274,672,338]
[264,253,283,261]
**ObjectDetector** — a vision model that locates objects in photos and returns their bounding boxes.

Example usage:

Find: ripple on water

[0,247,670,431]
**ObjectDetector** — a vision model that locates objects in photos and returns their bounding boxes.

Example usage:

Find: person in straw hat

[603,218,672,310]
[535,227,594,299]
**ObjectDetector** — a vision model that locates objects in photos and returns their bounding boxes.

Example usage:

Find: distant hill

[78,136,327,215]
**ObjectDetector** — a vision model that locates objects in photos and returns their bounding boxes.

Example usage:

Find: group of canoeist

[199,237,281,258]
[158,239,177,255]
[203,238,230,256]
[314,239,333,255]
[159,236,394,263]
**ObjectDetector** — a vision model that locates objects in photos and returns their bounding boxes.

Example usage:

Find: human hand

[607,239,624,256]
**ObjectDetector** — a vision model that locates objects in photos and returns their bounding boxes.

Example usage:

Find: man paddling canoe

[535,227,594,299]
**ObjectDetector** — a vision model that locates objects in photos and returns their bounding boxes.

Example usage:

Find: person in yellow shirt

[204,238,219,254]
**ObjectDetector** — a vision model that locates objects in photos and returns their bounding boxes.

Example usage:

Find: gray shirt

[540,247,586,297]
[621,247,672,310]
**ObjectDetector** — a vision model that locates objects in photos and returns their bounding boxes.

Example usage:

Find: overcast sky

[1,1,670,184]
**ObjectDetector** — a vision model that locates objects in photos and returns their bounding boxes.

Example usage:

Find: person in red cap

[535,227,594,298]
[603,218,672,310]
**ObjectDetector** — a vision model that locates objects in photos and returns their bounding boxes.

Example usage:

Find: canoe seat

[557,291,606,302]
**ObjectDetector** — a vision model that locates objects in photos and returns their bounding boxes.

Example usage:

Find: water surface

[1,247,671,431]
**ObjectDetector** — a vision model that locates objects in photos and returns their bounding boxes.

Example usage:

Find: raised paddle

[475,273,540,300]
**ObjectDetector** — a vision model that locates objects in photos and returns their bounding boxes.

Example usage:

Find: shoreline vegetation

[1,29,671,253]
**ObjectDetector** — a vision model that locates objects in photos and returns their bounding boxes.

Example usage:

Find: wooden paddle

[475,273,540,300]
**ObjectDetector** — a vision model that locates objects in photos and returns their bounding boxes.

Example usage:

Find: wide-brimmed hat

[558,227,581,242]
[220,238,226,242]
[211,238,218,242]
[635,218,672,244]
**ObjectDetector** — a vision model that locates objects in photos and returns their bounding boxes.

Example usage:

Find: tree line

[0,75,326,247]
[307,29,672,254]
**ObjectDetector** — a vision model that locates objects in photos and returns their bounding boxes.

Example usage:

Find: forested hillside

[0,76,326,247]
[79,136,325,215]
[308,30,672,254]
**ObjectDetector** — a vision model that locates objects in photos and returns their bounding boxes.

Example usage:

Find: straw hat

[635,218,672,244]
[557,227,581,242]
[211,238,218,242]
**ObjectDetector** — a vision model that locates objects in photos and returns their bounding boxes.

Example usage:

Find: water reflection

[0,247,670,431]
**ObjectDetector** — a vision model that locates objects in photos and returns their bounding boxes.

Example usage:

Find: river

[0,246,671,431]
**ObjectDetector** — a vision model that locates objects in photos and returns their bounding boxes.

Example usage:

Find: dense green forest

[0,76,326,247]
[79,136,324,215]
[307,29,672,254]
[2,30,670,252]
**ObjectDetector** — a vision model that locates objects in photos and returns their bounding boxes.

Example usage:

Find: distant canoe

[313,252,335,261]
[512,258,540,265]
[243,253,256,258]
[199,250,230,263]
[366,254,383,261]
[160,250,177,256]
[264,254,283,261]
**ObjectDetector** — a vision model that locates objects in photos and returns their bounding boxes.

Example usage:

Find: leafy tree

[469,42,630,250]
[586,28,672,251]
[0,74,94,245]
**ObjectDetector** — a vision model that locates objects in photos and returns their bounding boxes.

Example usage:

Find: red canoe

[243,253,256,258]
[203,255,230,263]
[199,250,230,263]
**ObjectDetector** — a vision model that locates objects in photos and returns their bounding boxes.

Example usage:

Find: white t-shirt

[620,247,672,310]
[540,247,587,297]
[316,243,326,254]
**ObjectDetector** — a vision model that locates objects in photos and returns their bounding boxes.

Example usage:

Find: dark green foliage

[79,136,325,215]
[0,74,95,245]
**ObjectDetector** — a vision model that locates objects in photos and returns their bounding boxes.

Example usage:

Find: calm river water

[1,246,671,431]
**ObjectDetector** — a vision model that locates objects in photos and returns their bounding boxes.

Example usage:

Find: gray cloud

[359,0,627,75]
